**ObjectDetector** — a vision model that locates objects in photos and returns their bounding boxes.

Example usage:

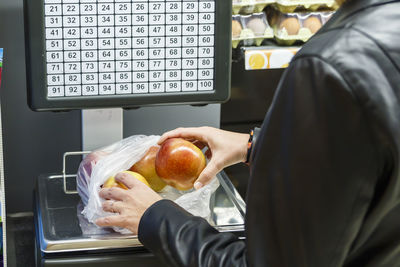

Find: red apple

[130,146,166,192]
[155,138,206,191]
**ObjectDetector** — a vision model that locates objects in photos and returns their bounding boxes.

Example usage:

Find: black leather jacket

[139,0,400,266]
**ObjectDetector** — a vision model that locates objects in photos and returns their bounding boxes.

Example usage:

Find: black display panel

[24,0,231,111]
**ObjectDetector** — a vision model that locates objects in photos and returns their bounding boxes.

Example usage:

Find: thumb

[194,161,221,190]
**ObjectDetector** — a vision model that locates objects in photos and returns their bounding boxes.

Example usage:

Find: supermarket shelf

[242,45,301,70]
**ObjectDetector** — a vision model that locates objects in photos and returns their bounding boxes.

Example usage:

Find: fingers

[102,200,123,214]
[99,187,127,201]
[114,172,143,189]
[194,160,221,190]
[158,127,210,145]
[96,215,127,229]
[192,140,207,150]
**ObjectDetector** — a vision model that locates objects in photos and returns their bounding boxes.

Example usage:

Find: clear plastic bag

[77,135,219,232]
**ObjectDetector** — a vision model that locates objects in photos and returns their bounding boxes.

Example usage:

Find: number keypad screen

[44,0,215,97]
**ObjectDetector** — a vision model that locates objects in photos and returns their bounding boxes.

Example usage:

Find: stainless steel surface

[36,172,245,254]
[82,109,124,152]
[123,104,221,137]
[63,152,91,194]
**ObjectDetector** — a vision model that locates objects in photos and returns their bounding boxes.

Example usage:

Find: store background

[0,0,283,265]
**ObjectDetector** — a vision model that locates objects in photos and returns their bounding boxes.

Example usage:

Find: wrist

[240,133,250,163]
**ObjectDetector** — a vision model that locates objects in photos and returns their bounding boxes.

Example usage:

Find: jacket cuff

[138,199,192,250]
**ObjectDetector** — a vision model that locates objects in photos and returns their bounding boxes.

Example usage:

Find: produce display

[101,138,206,192]
[232,13,274,48]
[267,8,334,45]
[232,0,339,48]
[274,0,338,13]
[233,0,275,15]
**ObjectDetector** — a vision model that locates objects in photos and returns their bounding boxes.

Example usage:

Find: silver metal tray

[35,171,246,254]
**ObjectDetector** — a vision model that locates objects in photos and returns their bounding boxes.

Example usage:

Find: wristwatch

[245,127,261,165]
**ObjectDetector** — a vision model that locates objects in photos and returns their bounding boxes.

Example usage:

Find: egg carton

[274,0,339,13]
[232,13,274,48]
[232,0,276,15]
[267,8,334,45]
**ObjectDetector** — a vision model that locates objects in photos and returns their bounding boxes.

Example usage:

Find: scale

[24,0,246,266]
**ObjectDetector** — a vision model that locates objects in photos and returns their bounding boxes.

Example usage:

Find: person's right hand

[158,127,249,190]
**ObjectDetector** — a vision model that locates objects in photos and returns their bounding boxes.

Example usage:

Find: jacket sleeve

[138,199,247,267]
[246,56,380,267]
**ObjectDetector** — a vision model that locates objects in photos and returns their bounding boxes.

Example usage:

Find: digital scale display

[25,0,231,111]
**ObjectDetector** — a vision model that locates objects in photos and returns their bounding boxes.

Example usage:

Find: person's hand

[158,127,249,190]
[96,172,162,234]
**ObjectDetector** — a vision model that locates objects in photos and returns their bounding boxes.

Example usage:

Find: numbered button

[63,16,80,27]
[199,13,214,24]
[65,85,82,96]
[116,84,132,95]
[182,70,197,81]
[133,72,149,82]
[199,47,214,57]
[48,86,64,97]
[182,81,197,92]
[64,39,80,51]
[166,70,181,81]
[198,69,214,80]
[81,50,98,61]
[65,74,81,85]
[99,84,116,95]
[199,24,215,35]
[48,74,64,85]
[46,28,62,39]
[116,72,132,83]
[64,62,81,74]
[149,2,165,13]
[82,85,99,96]
[166,82,180,92]
[166,2,181,13]
[80,4,97,15]
[47,52,63,62]
[99,61,115,72]
[82,62,98,73]
[132,3,148,14]
[150,82,165,93]
[45,5,62,16]
[99,73,115,84]
[82,73,98,84]
[133,83,149,94]
[183,1,198,12]
[116,61,132,72]
[199,1,215,12]
[64,51,81,62]
[45,16,62,28]
[198,80,214,91]
[115,3,131,14]
[47,63,64,74]
[46,40,63,51]
[199,58,214,69]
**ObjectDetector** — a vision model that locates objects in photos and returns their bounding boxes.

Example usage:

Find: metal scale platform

[35,171,246,266]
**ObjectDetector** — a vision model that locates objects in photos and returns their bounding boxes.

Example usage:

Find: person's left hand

[96,172,162,234]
